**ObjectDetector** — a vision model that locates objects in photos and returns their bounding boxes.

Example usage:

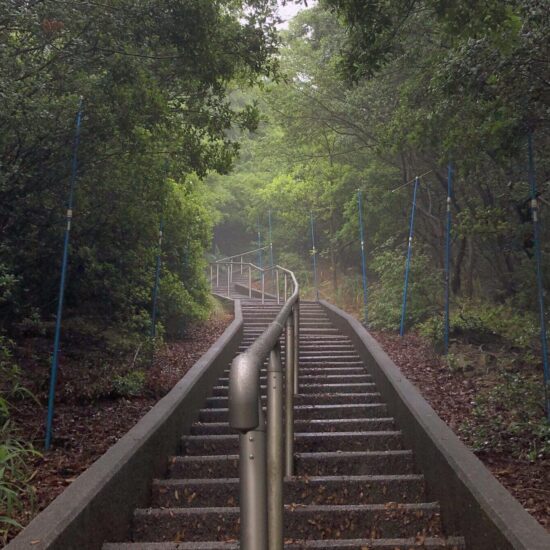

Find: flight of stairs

[211,270,255,299]
[103,300,465,549]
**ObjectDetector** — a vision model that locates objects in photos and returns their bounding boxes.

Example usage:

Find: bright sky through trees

[277,1,316,28]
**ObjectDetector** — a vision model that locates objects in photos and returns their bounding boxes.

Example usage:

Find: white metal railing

[216,245,270,266]
[209,260,295,306]
[209,257,299,549]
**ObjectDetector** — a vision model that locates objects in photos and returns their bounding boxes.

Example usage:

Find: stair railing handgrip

[228,266,298,550]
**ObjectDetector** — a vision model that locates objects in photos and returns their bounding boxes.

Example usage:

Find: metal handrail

[216,245,269,263]
[228,265,300,550]
[209,260,266,301]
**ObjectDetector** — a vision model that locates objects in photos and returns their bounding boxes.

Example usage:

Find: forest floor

[6,310,233,545]
[372,329,550,533]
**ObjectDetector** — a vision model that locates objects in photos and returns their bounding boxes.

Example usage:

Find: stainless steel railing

[218,263,299,550]
[209,260,296,308]
[216,245,270,266]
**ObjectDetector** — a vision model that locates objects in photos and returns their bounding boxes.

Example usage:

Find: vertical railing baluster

[227,264,230,297]
[248,265,252,298]
[285,311,295,476]
[267,346,284,550]
[239,402,267,550]
[276,270,280,304]
[293,300,299,395]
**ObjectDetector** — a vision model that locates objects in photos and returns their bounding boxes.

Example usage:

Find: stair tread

[105,537,465,549]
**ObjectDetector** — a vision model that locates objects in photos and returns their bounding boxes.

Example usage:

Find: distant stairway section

[103,299,465,549]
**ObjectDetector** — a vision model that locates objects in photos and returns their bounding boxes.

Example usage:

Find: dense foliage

[0,0,280,535]
[212,0,549,329]
[0,0,279,345]
[210,2,549,457]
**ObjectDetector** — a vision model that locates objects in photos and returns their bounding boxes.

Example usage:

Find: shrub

[418,300,539,356]
[0,421,39,544]
[368,247,441,330]
[112,370,146,397]
[461,371,550,460]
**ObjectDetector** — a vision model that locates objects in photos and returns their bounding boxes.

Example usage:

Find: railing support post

[241,255,243,275]
[261,271,265,305]
[285,311,295,476]
[239,402,267,550]
[293,301,300,395]
[248,265,252,298]
[276,270,280,304]
[210,264,213,290]
[216,264,219,287]
[267,346,284,550]
[227,265,230,297]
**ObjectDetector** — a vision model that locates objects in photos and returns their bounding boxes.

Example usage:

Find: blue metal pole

[357,190,368,325]
[268,209,274,267]
[528,132,550,420]
[45,97,83,450]
[310,211,319,301]
[444,164,453,354]
[400,176,420,337]
[150,218,164,338]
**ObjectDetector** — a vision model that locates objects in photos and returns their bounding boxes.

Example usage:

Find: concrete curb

[7,299,243,550]
[320,299,550,550]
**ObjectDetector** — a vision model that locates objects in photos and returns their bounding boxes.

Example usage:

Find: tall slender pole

[150,218,164,338]
[268,209,274,267]
[357,190,368,325]
[45,97,84,450]
[528,132,550,420]
[400,176,420,337]
[310,211,319,301]
[257,217,263,269]
[444,164,453,354]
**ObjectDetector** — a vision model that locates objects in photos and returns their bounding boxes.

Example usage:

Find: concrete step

[191,417,396,435]
[152,474,426,507]
[132,502,442,542]
[168,450,415,478]
[244,328,341,335]
[206,393,383,408]
[105,537,466,549]
[181,431,403,455]
[199,403,389,422]
[218,372,372,383]
[210,383,376,397]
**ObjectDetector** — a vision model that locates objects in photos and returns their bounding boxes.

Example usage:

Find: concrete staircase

[103,300,465,549]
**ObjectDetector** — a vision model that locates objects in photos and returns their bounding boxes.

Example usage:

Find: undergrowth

[0,337,39,544]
